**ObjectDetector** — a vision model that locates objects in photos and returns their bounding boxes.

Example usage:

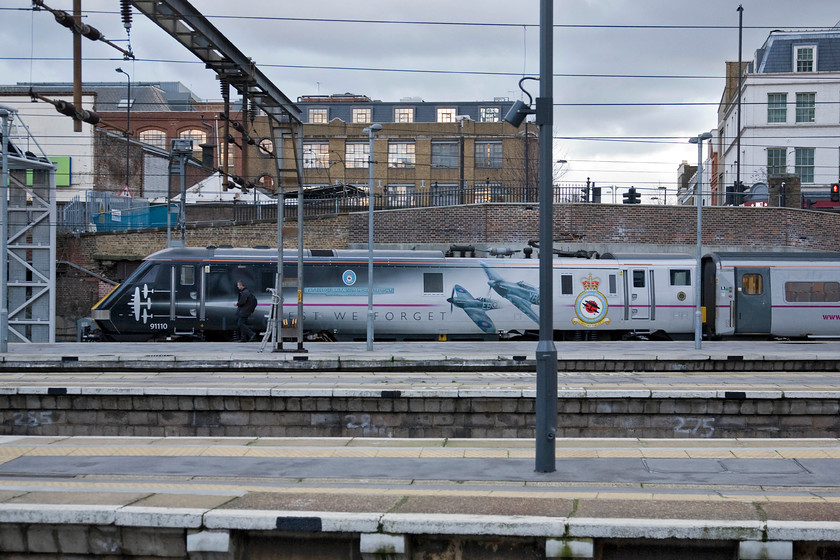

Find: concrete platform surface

[3,339,840,367]
[0,436,838,538]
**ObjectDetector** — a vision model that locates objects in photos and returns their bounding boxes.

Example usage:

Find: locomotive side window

[670,269,691,286]
[785,281,840,302]
[741,273,763,295]
[633,270,646,288]
[609,274,617,294]
[561,275,573,295]
[424,273,443,294]
[180,265,195,286]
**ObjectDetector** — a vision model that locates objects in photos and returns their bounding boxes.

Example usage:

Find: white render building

[717,27,840,205]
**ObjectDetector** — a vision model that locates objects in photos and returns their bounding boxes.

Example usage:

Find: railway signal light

[831,183,839,203]
[623,186,641,204]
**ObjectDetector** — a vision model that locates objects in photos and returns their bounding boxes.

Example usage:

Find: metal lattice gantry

[0,105,57,349]
[128,0,301,127]
[127,0,307,351]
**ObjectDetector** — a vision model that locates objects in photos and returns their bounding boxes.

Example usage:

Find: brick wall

[1,391,837,439]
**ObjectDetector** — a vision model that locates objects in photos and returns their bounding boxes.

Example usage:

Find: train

[89,246,840,342]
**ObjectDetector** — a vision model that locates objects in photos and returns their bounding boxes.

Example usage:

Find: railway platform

[0,340,839,558]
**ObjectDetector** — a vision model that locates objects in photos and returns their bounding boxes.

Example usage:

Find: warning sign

[119,185,133,198]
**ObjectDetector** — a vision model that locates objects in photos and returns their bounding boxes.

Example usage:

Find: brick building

[243,93,535,204]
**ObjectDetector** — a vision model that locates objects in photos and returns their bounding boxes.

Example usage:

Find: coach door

[171,263,200,333]
[629,268,651,320]
[735,267,771,334]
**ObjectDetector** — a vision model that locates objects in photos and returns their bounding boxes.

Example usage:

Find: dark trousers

[237,315,255,341]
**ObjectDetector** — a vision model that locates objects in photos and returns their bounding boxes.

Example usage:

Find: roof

[756,29,840,73]
[297,96,515,124]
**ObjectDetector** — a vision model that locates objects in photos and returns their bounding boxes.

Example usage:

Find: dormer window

[794,45,816,73]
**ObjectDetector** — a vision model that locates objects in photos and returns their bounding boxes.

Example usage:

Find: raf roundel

[343,270,357,286]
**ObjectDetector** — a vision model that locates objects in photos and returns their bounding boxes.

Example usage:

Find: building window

[138,129,167,150]
[436,108,456,123]
[767,148,786,176]
[795,148,815,183]
[473,182,504,203]
[394,107,414,123]
[767,93,786,123]
[431,183,459,206]
[178,129,207,157]
[303,143,329,168]
[388,142,415,168]
[352,108,371,123]
[480,107,501,122]
[431,141,459,168]
[794,45,816,73]
[386,184,416,207]
[475,141,502,168]
[795,92,815,123]
[345,143,369,169]
[257,138,274,157]
[308,108,328,123]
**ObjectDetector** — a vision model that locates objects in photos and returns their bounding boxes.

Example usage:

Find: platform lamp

[363,123,381,352]
[689,132,712,350]
[115,68,131,194]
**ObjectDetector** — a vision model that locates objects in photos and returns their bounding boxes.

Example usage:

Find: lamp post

[689,132,712,350]
[115,68,131,194]
[363,123,381,352]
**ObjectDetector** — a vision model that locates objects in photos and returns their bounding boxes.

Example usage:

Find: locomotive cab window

[670,269,691,286]
[741,273,763,295]
[424,272,443,294]
[785,281,840,302]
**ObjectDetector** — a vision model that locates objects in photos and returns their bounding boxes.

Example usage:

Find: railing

[58,183,629,232]
[232,184,601,223]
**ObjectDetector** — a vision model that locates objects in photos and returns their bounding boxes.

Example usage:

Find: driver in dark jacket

[235,280,258,342]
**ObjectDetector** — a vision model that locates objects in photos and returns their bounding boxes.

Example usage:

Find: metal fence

[232,184,598,223]
[59,184,615,232]
[60,191,170,233]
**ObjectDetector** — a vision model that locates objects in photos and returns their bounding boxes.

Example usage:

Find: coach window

[424,273,443,294]
[670,269,691,286]
[741,273,763,295]
[561,275,573,295]
[785,281,840,302]
[609,274,617,294]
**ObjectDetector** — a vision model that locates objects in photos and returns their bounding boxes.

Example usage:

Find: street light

[115,68,131,195]
[363,123,381,352]
[688,132,712,350]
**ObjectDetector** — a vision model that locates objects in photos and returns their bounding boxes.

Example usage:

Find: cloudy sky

[2,0,839,193]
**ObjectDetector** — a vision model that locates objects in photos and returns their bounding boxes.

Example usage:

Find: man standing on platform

[235,280,258,342]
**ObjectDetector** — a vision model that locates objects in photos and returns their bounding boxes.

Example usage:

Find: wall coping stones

[203,509,381,533]
[5,386,840,400]
[0,503,118,525]
[566,517,765,541]
[379,513,567,537]
[115,506,206,528]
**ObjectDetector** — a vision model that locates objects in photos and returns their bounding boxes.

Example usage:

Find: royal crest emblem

[572,274,610,327]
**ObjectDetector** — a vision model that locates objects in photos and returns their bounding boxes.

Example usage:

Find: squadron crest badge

[572,274,610,327]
